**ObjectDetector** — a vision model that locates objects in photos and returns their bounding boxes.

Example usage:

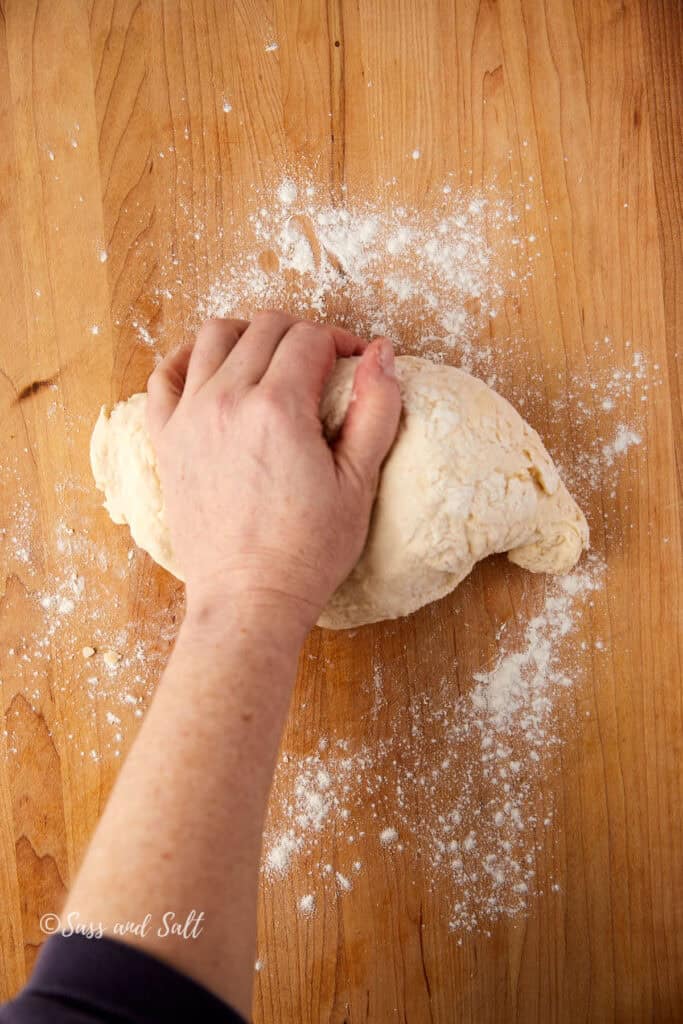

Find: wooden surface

[0,1,681,1020]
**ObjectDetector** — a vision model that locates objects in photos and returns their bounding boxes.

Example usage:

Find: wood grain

[0,1,681,1020]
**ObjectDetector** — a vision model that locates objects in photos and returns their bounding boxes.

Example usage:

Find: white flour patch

[380,827,399,846]
[298,894,316,917]
[265,833,299,876]
[601,425,642,466]
[263,557,605,933]
[39,573,83,621]
[132,320,155,347]
[335,872,353,893]
[194,173,527,375]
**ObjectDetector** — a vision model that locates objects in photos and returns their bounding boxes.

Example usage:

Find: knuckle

[255,381,281,407]
[198,317,223,335]
[253,383,290,421]
[213,386,239,422]
[292,322,336,361]
[253,309,287,327]
[296,320,331,342]
[197,318,239,344]
[318,331,337,359]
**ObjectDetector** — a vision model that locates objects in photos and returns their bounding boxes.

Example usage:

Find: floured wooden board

[0,2,681,1021]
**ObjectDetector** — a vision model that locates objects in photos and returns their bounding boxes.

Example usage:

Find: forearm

[64,595,305,1018]
[59,316,399,1020]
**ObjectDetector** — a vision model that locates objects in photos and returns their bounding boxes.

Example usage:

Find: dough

[91,356,588,629]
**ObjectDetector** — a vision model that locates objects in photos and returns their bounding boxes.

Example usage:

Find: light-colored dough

[91,356,588,629]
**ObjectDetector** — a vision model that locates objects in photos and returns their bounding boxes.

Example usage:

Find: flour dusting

[262,558,604,933]
[195,174,524,375]
[0,169,652,943]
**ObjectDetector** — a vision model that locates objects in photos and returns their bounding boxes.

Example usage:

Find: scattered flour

[0,169,653,944]
[379,827,399,846]
[263,557,606,933]
[298,894,316,917]
[195,174,523,370]
[276,178,298,205]
[0,485,181,760]
[265,833,299,876]
[602,425,642,466]
[132,321,155,347]
[335,872,353,893]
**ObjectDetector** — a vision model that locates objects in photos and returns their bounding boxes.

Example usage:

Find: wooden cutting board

[0,1,680,1021]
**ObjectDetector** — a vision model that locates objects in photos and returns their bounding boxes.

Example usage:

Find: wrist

[182,584,315,658]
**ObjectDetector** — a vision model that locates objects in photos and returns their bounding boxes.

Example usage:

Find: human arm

[61,313,401,1018]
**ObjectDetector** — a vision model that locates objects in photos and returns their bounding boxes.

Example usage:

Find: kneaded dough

[91,355,588,629]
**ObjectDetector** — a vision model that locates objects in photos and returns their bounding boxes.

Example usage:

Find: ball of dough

[90,356,588,629]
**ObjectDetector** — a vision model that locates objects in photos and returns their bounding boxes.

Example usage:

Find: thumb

[334,338,402,494]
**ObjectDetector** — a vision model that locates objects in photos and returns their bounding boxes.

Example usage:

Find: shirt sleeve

[0,933,248,1024]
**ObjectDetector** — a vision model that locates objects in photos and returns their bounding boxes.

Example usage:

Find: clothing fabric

[0,934,247,1023]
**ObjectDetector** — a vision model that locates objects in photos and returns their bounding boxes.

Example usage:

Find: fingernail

[377,338,396,378]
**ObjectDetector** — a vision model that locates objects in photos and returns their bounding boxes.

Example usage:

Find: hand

[146,312,401,635]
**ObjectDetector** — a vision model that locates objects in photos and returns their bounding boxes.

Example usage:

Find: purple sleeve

[0,934,248,1023]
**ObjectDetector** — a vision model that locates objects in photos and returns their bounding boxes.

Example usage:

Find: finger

[262,320,368,409]
[325,325,368,358]
[147,343,194,438]
[184,318,249,394]
[214,310,298,387]
[333,338,402,491]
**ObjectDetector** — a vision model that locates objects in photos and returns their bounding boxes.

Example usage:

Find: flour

[602,425,642,466]
[545,347,657,499]
[0,482,180,759]
[265,833,299,876]
[379,827,399,846]
[194,174,521,371]
[276,178,298,205]
[262,557,605,933]
[39,573,84,625]
[1,479,38,576]
[298,894,316,917]
[469,571,597,733]
[0,168,652,942]
[335,872,352,893]
[132,321,155,347]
